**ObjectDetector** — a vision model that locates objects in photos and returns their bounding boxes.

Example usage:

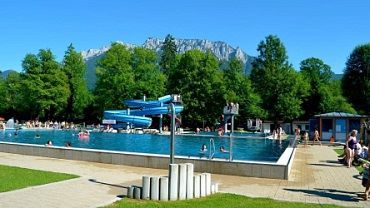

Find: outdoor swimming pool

[0,129,290,162]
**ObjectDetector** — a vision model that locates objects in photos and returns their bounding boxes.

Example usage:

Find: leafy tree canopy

[21,49,70,120]
[300,57,333,118]
[223,58,266,122]
[251,35,306,122]
[94,43,135,114]
[342,43,370,114]
[170,50,225,127]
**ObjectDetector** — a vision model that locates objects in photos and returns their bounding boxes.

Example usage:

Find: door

[335,119,347,142]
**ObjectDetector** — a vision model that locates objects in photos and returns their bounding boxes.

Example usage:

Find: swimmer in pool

[220,145,229,153]
[200,144,207,152]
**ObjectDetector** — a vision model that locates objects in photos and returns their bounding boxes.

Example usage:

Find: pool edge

[0,141,295,179]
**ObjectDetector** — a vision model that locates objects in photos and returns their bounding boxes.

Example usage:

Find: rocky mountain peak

[82,37,255,89]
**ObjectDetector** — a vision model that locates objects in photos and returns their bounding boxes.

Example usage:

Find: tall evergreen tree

[159,34,177,81]
[250,35,305,122]
[342,44,370,114]
[62,44,91,120]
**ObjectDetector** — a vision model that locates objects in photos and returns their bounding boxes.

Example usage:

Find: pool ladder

[209,138,216,159]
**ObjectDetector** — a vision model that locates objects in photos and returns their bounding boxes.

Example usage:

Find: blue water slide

[103,95,183,128]
[104,111,152,127]
[130,105,183,116]
[124,95,173,108]
[157,94,172,103]
[104,105,183,117]
[114,115,152,127]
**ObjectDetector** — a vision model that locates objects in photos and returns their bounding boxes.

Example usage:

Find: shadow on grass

[284,188,361,202]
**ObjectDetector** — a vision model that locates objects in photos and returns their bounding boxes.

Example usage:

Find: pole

[159,102,163,134]
[169,103,176,164]
[229,134,233,161]
[231,115,234,133]
[159,114,163,134]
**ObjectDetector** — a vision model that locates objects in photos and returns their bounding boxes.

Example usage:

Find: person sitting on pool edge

[45,140,53,147]
[65,141,72,148]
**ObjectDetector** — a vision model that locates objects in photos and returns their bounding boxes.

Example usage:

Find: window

[322,119,333,132]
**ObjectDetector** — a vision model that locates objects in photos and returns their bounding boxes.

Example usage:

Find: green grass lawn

[334,148,344,156]
[105,193,344,208]
[0,164,78,192]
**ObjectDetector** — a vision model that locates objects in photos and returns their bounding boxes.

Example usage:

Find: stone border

[0,141,295,179]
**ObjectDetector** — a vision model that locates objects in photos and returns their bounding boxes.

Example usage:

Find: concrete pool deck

[0,144,368,208]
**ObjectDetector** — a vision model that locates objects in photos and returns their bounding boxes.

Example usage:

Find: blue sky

[0,0,369,74]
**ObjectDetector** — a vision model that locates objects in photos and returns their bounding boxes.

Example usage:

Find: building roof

[314,112,368,118]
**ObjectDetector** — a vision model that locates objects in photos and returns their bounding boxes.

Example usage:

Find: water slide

[103,95,183,128]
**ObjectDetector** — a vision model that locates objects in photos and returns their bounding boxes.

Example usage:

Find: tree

[250,35,305,122]
[322,80,356,113]
[62,44,91,120]
[300,57,333,118]
[21,54,43,118]
[169,50,225,127]
[21,49,70,119]
[223,58,265,123]
[0,76,6,115]
[131,47,166,99]
[3,72,23,118]
[342,44,370,114]
[159,34,177,78]
[94,43,135,114]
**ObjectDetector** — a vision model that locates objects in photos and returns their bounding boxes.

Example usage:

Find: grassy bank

[0,164,78,192]
[105,193,343,208]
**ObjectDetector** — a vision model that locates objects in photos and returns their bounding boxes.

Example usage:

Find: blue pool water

[0,129,290,162]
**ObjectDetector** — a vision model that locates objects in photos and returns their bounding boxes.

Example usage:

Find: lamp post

[168,103,176,164]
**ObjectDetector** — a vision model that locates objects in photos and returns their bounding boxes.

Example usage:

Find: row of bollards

[127,163,218,201]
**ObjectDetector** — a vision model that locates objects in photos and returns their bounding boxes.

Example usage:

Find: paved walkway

[0,145,369,207]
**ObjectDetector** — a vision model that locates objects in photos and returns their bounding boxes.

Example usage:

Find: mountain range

[1,37,343,87]
[81,37,255,89]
